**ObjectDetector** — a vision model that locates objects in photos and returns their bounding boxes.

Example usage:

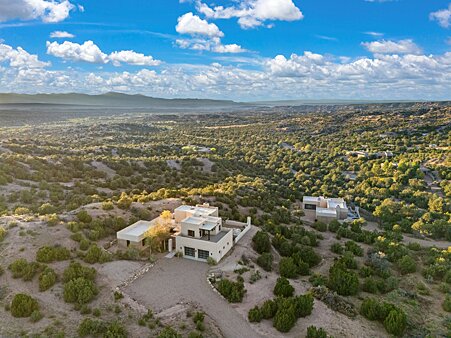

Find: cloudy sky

[0,0,450,101]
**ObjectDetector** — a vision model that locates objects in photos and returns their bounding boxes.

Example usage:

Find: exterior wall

[118,238,147,251]
[174,209,189,223]
[303,208,317,221]
[337,207,349,220]
[181,221,203,238]
[316,214,338,224]
[176,230,233,262]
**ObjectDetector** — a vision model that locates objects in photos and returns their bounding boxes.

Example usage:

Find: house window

[188,230,195,237]
[304,204,317,210]
[184,247,195,257]
[198,249,209,260]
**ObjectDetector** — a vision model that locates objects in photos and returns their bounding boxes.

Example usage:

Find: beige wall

[176,230,233,262]
[118,238,147,250]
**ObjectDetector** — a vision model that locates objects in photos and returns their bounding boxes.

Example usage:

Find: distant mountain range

[0,92,246,108]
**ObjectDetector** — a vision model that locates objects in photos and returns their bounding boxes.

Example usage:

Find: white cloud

[109,50,161,66]
[50,31,75,38]
[0,43,50,69]
[196,0,303,29]
[430,4,451,28]
[213,43,247,53]
[361,39,422,54]
[46,40,161,66]
[47,40,108,63]
[364,31,384,37]
[176,37,246,53]
[0,0,75,23]
[176,12,223,37]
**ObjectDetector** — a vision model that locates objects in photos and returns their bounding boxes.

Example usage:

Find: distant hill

[0,92,246,108]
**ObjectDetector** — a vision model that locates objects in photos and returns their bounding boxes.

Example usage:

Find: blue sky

[0,0,450,100]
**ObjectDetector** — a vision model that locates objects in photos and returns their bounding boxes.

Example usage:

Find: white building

[116,220,156,250]
[174,204,234,263]
[302,196,349,223]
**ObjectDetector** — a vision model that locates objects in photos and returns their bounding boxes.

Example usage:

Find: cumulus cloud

[430,4,451,28]
[196,0,303,29]
[175,12,246,53]
[176,12,223,37]
[46,40,161,66]
[0,0,75,23]
[0,43,50,69]
[50,31,75,38]
[109,50,161,66]
[361,39,422,54]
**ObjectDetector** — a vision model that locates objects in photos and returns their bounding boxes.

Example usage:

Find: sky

[0,0,450,101]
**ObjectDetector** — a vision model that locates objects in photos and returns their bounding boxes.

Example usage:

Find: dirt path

[124,258,260,338]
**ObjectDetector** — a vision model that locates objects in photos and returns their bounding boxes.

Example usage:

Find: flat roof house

[117,220,156,250]
[175,204,234,263]
[302,196,349,223]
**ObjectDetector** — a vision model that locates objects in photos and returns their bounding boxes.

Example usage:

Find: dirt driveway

[124,258,261,338]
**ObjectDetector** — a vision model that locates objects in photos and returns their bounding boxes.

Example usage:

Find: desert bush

[78,318,126,337]
[383,308,407,336]
[36,245,70,263]
[158,326,182,338]
[397,255,416,275]
[248,306,263,322]
[38,203,56,215]
[216,278,246,303]
[46,213,59,226]
[64,277,98,305]
[330,242,343,254]
[39,267,57,291]
[0,226,6,241]
[273,305,296,333]
[30,310,43,322]
[261,299,277,319]
[252,231,271,254]
[313,221,327,232]
[8,259,42,281]
[306,326,328,338]
[257,252,273,271]
[328,220,341,232]
[117,192,133,210]
[443,294,451,312]
[339,251,358,269]
[10,293,39,317]
[63,262,96,283]
[360,298,382,321]
[279,257,298,278]
[273,277,294,297]
[345,241,364,256]
[328,263,359,296]
[77,210,92,224]
[102,201,114,210]
[362,277,379,294]
[294,293,314,317]
[84,244,110,264]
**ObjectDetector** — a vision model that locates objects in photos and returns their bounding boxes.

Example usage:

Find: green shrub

[360,298,382,321]
[63,262,96,283]
[39,267,57,291]
[216,278,246,303]
[261,299,277,319]
[313,221,327,232]
[252,231,271,254]
[10,293,39,317]
[273,277,294,297]
[345,241,364,256]
[8,259,42,281]
[397,255,416,275]
[362,277,379,294]
[63,277,98,305]
[328,263,359,296]
[79,238,90,251]
[339,251,358,269]
[158,326,182,338]
[294,293,314,317]
[330,242,343,254]
[443,294,451,312]
[309,273,327,287]
[257,253,273,271]
[0,226,6,241]
[273,305,296,333]
[36,245,70,263]
[279,257,298,278]
[77,210,92,223]
[102,201,114,210]
[84,244,110,264]
[306,326,328,338]
[30,310,43,322]
[383,309,407,336]
[297,260,310,276]
[328,220,341,232]
[248,306,263,322]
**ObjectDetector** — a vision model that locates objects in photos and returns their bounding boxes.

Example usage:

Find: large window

[184,246,195,257]
[188,230,195,237]
[304,204,317,210]
[198,249,209,260]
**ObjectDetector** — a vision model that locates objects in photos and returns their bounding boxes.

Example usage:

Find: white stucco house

[302,196,349,223]
[116,203,251,263]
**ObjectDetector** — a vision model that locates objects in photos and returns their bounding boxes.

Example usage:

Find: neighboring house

[302,196,349,223]
[175,204,234,263]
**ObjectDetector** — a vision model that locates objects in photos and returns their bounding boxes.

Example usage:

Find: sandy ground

[166,159,181,171]
[197,157,214,173]
[91,160,116,178]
